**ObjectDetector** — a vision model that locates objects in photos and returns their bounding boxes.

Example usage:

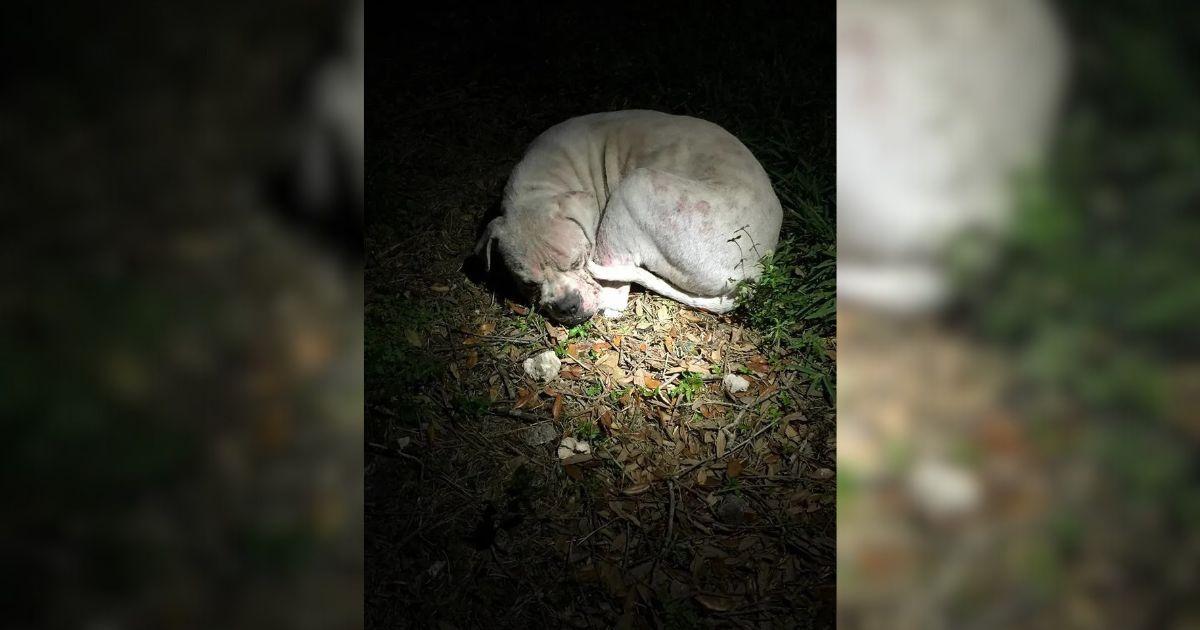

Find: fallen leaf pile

[370,287,835,627]
[365,33,838,624]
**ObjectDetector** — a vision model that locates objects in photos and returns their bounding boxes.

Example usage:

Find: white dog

[837,0,1066,312]
[476,110,783,324]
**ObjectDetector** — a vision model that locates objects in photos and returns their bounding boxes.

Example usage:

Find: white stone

[908,458,981,518]
[523,350,561,382]
[722,373,750,394]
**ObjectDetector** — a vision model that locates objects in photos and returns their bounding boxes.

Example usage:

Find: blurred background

[837,0,1200,627]
[1,1,363,628]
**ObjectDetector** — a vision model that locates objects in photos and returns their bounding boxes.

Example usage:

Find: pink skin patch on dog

[592,238,625,266]
[673,195,711,214]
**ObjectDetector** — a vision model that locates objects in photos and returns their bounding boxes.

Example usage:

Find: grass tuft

[736,237,836,400]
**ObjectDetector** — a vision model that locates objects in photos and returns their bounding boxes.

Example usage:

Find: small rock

[716,495,751,525]
[722,373,750,394]
[558,437,578,459]
[908,458,981,518]
[524,423,558,446]
[680,340,696,356]
[809,467,835,480]
[523,350,561,382]
[574,440,591,454]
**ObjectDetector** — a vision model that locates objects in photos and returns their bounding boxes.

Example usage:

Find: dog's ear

[474,216,505,272]
[552,191,596,248]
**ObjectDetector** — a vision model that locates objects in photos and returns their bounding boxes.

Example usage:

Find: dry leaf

[465,351,479,369]
[695,594,738,612]
[664,336,676,354]
[638,342,649,351]
[643,376,662,390]
[478,321,496,335]
[696,468,708,486]
[514,387,538,410]
[431,284,450,292]
[592,341,610,352]
[562,453,594,466]
[716,430,727,456]
[566,343,580,358]
[710,349,722,363]
[657,305,670,321]
[622,482,651,496]
[611,335,623,347]
[506,301,529,315]
[561,365,584,380]
[810,467,835,480]
[552,395,563,420]
[405,329,423,347]
[727,460,744,478]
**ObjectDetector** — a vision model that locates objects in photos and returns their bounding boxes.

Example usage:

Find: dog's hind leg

[588,261,737,313]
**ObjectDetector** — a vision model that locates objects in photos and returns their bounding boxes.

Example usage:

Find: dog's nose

[556,292,581,316]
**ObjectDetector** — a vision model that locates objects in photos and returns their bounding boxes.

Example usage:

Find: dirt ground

[366,3,835,628]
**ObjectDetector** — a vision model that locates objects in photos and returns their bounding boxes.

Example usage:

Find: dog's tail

[587,261,737,314]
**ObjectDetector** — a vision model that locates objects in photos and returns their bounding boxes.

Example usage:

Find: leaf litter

[370,278,835,627]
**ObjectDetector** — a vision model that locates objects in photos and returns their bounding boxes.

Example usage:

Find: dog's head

[475,194,600,325]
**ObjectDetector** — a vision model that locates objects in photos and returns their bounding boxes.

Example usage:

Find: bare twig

[664,479,677,552]
[449,326,538,344]
[575,517,619,545]
[674,419,779,480]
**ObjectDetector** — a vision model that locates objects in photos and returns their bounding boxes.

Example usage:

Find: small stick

[664,479,677,552]
[673,420,778,480]
[452,328,538,344]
